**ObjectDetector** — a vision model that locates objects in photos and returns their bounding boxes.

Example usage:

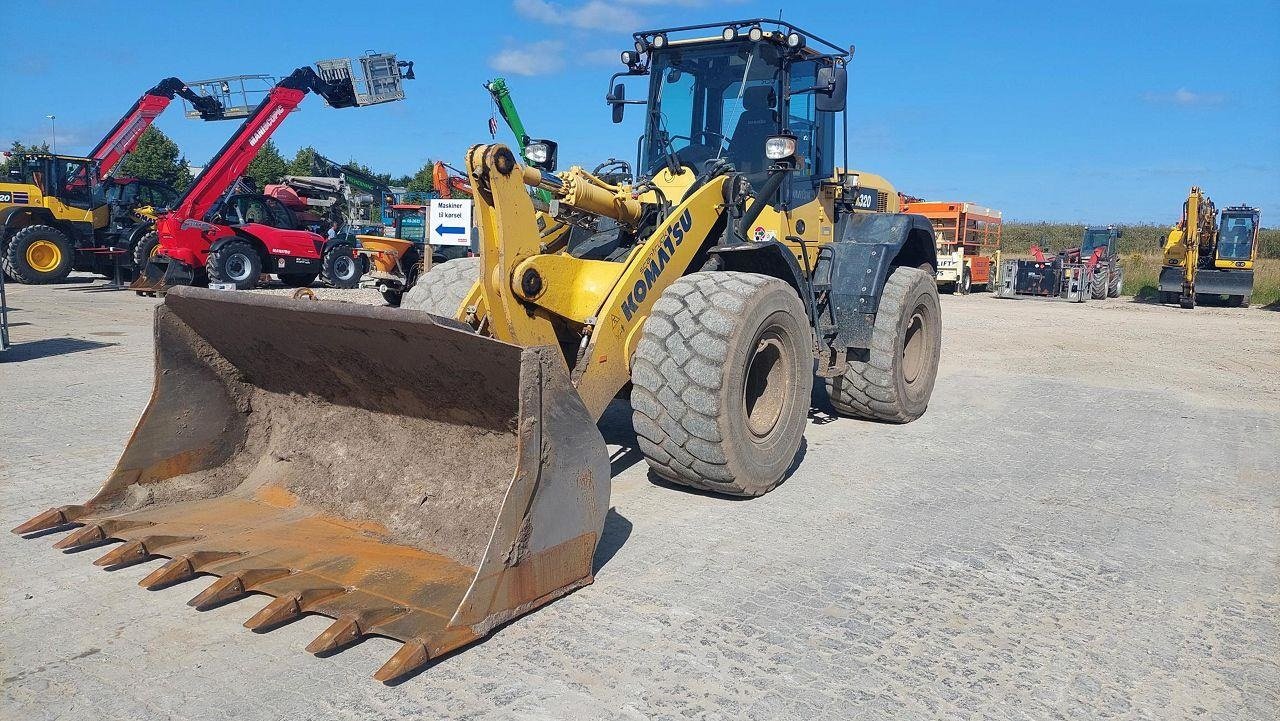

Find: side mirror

[609,83,626,123]
[815,66,847,113]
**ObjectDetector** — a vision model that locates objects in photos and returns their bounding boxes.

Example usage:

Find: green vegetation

[117,127,193,191]
[0,140,51,174]
[1001,221,1280,259]
[243,140,288,189]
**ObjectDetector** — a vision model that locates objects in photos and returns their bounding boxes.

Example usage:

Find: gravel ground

[1,274,1277,720]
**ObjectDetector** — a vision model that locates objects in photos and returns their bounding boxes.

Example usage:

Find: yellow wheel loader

[16,21,941,682]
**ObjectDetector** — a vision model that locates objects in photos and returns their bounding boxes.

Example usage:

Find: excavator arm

[90,78,228,179]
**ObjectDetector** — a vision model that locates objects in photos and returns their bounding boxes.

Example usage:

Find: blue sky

[2,0,1276,223]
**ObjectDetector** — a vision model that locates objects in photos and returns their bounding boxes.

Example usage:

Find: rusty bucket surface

[14,287,610,682]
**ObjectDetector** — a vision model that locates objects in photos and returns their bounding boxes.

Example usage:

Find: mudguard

[812,213,936,350]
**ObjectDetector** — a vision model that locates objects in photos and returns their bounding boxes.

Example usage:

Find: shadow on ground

[1,337,115,362]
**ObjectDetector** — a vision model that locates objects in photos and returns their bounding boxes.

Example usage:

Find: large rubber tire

[1108,266,1123,298]
[630,272,812,497]
[279,272,318,288]
[205,240,262,290]
[6,225,75,284]
[131,230,160,271]
[826,266,941,423]
[400,256,480,317]
[1090,267,1109,300]
[958,267,972,295]
[321,243,361,289]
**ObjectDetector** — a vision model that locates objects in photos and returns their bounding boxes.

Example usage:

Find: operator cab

[609,21,847,207]
[1080,226,1119,258]
[1217,207,1259,262]
[12,154,106,210]
[107,178,178,211]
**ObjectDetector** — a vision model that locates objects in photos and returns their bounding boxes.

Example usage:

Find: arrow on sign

[435,224,467,235]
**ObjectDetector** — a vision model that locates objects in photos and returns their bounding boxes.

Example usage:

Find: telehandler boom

[17,21,940,682]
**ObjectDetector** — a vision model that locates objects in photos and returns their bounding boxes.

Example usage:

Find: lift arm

[90,78,227,179]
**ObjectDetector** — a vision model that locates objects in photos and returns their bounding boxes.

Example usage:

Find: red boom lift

[134,55,413,293]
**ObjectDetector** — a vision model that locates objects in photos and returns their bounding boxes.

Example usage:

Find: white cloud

[489,40,567,76]
[514,0,640,30]
[1141,87,1227,107]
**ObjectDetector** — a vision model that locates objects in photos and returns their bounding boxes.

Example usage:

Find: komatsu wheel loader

[0,78,227,283]
[16,20,940,682]
[1159,186,1260,307]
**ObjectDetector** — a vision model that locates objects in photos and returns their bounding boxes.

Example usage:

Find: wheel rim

[333,255,356,281]
[225,253,253,282]
[902,305,929,385]
[148,242,161,258]
[26,239,61,272]
[742,331,789,438]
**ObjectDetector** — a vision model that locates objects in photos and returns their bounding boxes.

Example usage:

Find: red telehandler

[134,55,413,293]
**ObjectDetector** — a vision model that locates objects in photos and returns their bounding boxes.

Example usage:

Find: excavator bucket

[13,287,610,682]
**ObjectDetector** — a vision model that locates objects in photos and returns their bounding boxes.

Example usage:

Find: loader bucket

[14,287,610,682]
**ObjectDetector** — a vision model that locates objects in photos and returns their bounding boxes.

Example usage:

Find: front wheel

[205,241,262,290]
[826,266,941,423]
[6,225,75,284]
[1090,267,1109,300]
[322,243,361,288]
[630,272,812,497]
[958,267,972,295]
[1108,267,1124,298]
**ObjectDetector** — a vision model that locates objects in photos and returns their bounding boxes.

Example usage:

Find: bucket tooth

[244,595,302,632]
[12,505,85,535]
[305,614,363,655]
[141,556,197,590]
[242,584,347,631]
[94,539,147,567]
[374,639,430,683]
[53,524,107,550]
[138,551,242,590]
[188,568,290,611]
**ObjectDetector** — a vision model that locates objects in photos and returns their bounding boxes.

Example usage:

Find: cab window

[1218,216,1256,260]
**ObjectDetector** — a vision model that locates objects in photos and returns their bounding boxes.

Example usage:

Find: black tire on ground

[630,271,812,497]
[1242,294,1251,308]
[5,225,75,284]
[321,243,361,288]
[1180,293,1196,309]
[205,240,262,290]
[400,256,481,317]
[1090,267,1109,300]
[826,266,942,423]
[959,267,972,295]
[131,230,160,272]
[279,273,318,288]
[1107,266,1123,298]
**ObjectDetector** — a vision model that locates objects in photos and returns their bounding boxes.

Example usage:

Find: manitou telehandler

[133,55,414,293]
[1159,186,1260,308]
[0,78,227,283]
[17,21,940,682]
[996,225,1123,302]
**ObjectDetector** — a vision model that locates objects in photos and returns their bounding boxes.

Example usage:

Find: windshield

[1081,229,1112,255]
[643,41,783,178]
[1218,213,1256,260]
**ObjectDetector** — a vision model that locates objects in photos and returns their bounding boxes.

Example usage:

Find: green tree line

[1001,221,1280,258]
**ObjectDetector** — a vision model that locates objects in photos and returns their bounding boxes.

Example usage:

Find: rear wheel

[826,266,941,423]
[1090,267,1109,300]
[279,273,317,288]
[958,267,972,295]
[630,272,812,497]
[1108,266,1123,298]
[205,241,262,290]
[400,256,480,317]
[322,243,361,289]
[6,225,74,284]
[132,230,161,271]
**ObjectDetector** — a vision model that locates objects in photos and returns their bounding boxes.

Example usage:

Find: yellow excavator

[16,21,941,682]
[1159,186,1261,308]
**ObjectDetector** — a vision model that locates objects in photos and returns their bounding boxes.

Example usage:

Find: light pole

[45,114,56,154]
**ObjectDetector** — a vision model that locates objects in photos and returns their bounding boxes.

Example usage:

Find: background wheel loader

[16,20,941,682]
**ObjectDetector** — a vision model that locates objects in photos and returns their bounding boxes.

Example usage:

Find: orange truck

[902,201,1002,293]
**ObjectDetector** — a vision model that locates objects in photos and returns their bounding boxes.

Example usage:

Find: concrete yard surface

[2,276,1278,720]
